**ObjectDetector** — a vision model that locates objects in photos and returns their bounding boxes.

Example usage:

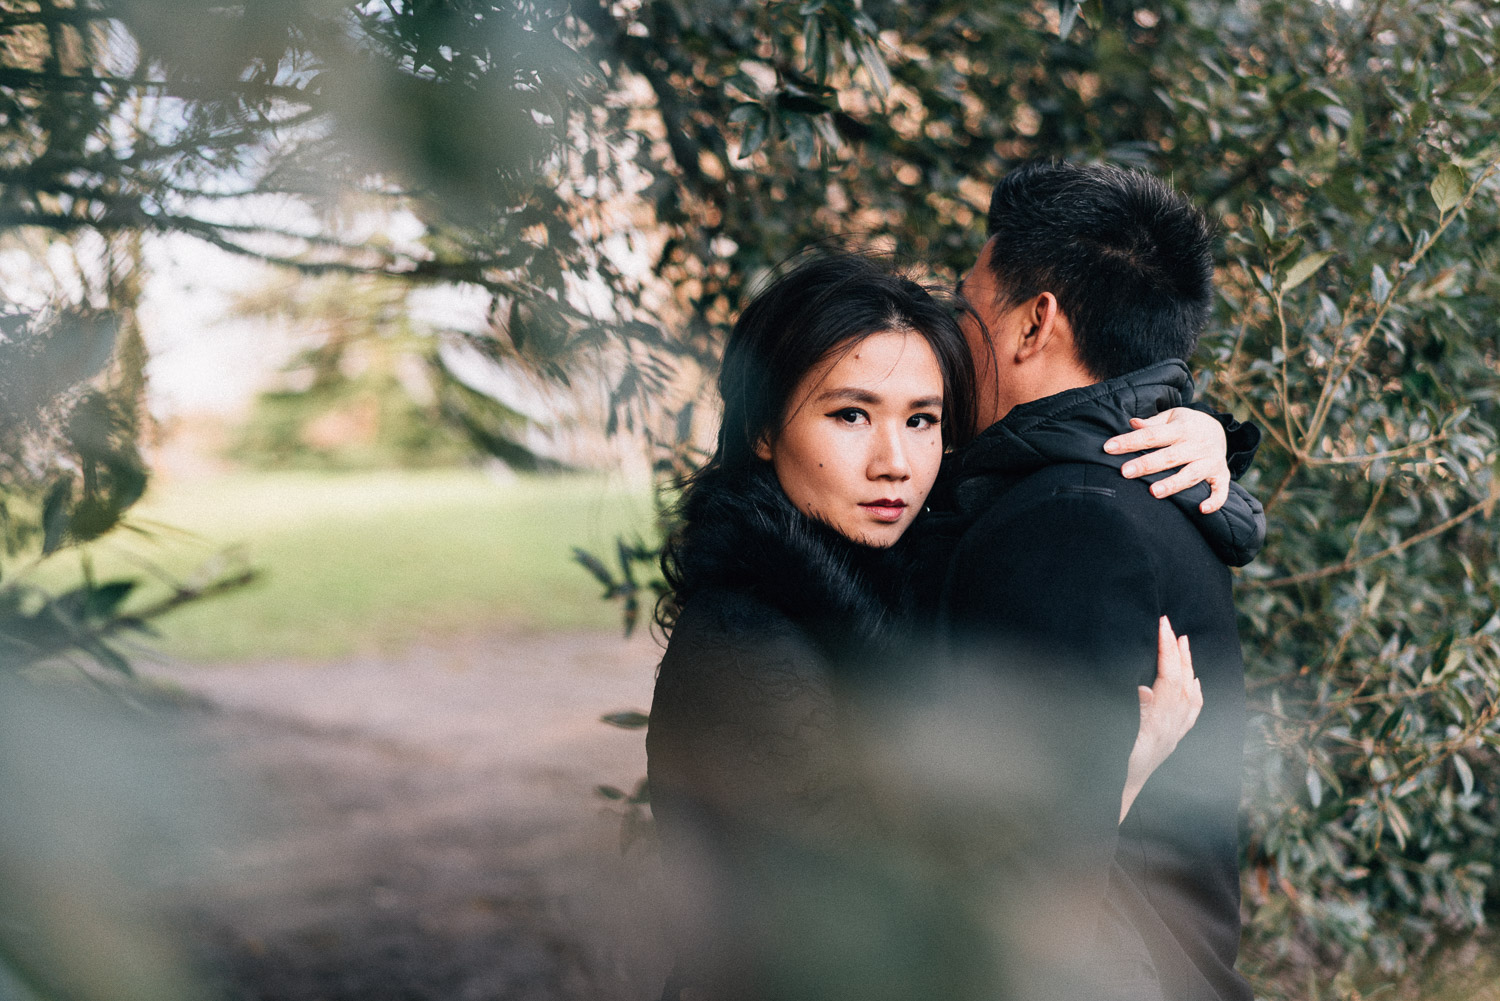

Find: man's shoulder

[960,461,1164,540]
[949,459,1229,587]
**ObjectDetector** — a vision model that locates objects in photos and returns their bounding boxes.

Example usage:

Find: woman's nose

[868,425,912,480]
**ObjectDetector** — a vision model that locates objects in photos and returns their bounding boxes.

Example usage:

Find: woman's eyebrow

[814,387,944,410]
[814,387,882,405]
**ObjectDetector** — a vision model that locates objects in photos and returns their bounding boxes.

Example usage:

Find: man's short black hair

[984,160,1215,380]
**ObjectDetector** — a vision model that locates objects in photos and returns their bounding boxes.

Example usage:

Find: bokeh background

[2,2,1499,999]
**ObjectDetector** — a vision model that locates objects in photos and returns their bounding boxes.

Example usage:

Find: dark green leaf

[40,475,74,555]
[600,710,649,729]
[572,547,616,588]
[856,39,891,97]
[783,112,816,167]
[738,108,770,160]
[1283,252,1334,292]
[84,580,136,619]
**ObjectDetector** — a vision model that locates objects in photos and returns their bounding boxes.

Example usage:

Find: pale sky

[140,235,292,417]
[139,231,491,419]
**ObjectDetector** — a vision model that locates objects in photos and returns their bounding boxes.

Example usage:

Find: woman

[647,252,1234,1001]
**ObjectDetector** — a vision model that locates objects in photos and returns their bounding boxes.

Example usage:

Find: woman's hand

[1120,616,1204,823]
[1103,407,1231,514]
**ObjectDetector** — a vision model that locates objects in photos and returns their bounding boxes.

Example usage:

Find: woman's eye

[830,408,868,425]
[908,413,941,429]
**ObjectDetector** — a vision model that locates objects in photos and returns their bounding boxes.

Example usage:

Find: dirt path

[146,627,670,1001]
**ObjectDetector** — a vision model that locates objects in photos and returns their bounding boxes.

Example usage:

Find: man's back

[934,366,1257,1001]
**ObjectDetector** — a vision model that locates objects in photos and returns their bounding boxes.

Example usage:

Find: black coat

[932,359,1263,1001]
[648,466,898,855]
[648,468,992,1001]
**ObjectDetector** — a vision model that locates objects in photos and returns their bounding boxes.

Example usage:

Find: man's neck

[984,368,1097,429]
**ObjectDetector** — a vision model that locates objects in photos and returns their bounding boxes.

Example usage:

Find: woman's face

[756,329,945,547]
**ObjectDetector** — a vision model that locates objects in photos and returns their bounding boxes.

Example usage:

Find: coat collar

[950,360,1266,567]
[669,464,910,658]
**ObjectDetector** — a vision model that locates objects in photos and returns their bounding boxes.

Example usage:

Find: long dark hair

[658,249,977,630]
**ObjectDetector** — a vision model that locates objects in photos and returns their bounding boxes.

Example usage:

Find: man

[935,161,1263,1001]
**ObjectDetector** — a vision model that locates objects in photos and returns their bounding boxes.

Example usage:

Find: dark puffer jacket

[933,359,1265,1001]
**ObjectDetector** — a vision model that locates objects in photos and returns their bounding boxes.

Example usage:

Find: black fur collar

[667,464,910,661]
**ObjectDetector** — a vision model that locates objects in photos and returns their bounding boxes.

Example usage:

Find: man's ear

[1014,292,1063,364]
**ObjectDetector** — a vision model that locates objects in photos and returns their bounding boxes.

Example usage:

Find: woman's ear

[753,435,774,461]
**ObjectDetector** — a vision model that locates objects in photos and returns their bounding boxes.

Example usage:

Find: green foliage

[571,535,665,637]
[0,309,253,679]
[1206,21,1500,980]
[1,0,599,468]
[550,0,1500,987]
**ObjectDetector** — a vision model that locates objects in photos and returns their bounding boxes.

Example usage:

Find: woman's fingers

[1159,618,1200,701]
[1105,407,1225,456]
[1157,615,1185,683]
[1129,620,1205,820]
[1199,473,1230,514]
[1144,618,1203,761]
[1105,422,1179,458]
[1145,461,1231,510]
[1106,408,1233,511]
[1120,444,1188,479]
[1177,635,1204,727]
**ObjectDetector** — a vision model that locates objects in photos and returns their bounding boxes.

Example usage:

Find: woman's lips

[860,499,908,523]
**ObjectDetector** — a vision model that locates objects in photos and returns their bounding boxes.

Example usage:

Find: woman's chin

[844,521,908,548]
[810,508,913,548]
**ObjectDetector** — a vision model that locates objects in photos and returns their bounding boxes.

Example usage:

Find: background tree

[225,271,565,472]
[0,0,593,676]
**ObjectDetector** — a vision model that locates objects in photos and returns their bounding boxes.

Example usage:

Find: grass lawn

[33,469,655,663]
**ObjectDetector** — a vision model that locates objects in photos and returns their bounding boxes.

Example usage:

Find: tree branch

[1310,433,1447,467]
[1302,158,1500,448]
[1252,482,1500,589]
[0,66,316,104]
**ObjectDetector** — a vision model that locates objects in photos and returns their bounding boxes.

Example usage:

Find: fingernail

[1151,482,1165,496]
[1104,440,1120,453]
[1122,463,1137,476]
